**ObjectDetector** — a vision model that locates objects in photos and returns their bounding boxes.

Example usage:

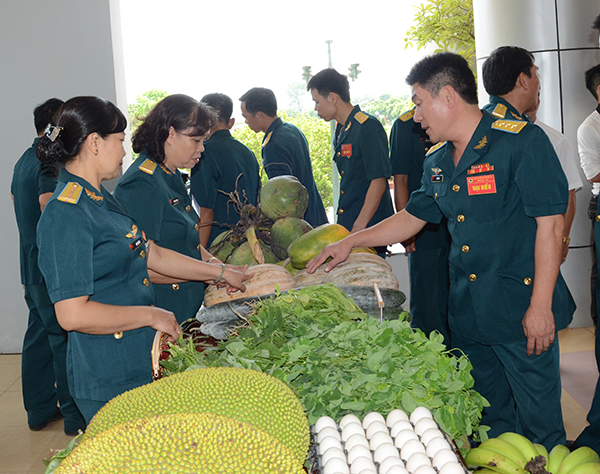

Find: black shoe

[28,409,63,431]
[566,440,578,452]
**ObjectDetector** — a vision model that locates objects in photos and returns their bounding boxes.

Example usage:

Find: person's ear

[165,126,176,144]
[86,132,100,155]
[228,118,235,129]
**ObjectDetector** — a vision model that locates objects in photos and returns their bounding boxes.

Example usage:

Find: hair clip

[44,123,63,142]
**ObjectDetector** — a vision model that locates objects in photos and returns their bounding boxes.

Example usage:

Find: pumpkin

[259,175,309,220]
[293,253,400,290]
[287,223,351,269]
[203,263,296,306]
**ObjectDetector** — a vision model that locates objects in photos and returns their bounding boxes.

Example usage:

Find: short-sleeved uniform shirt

[114,151,205,324]
[37,168,156,402]
[11,138,57,285]
[578,107,600,196]
[390,109,450,249]
[405,111,575,344]
[190,129,260,247]
[334,105,394,231]
[262,118,328,227]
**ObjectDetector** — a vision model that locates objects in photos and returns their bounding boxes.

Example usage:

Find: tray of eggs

[309,406,468,474]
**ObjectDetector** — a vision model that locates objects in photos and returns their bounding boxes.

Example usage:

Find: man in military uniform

[11,98,85,435]
[190,93,260,248]
[239,87,328,227]
[390,108,451,345]
[307,52,574,449]
[307,68,394,255]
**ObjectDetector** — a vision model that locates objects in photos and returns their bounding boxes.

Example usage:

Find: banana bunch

[465,432,600,474]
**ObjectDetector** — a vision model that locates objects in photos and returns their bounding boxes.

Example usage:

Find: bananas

[556,447,600,474]
[535,444,549,462]
[497,432,540,463]
[465,446,528,474]
[548,444,571,474]
[480,438,529,466]
[568,463,600,474]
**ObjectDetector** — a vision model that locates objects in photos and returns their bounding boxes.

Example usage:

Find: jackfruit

[85,367,310,462]
[56,412,305,474]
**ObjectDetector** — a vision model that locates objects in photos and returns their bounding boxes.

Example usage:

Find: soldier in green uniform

[307,68,394,255]
[11,98,85,435]
[390,108,451,345]
[239,87,328,227]
[307,53,574,449]
[36,96,250,422]
[190,93,260,248]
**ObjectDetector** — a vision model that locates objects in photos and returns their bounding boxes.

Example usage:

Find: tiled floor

[0,327,597,473]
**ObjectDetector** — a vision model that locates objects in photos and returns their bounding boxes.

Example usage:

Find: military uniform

[37,168,156,422]
[390,110,451,345]
[405,111,575,448]
[11,139,84,432]
[190,129,260,247]
[334,106,394,235]
[114,151,205,324]
[262,117,328,227]
[483,95,530,121]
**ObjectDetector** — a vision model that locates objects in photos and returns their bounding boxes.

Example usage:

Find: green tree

[128,89,169,136]
[404,0,475,68]
[361,95,414,127]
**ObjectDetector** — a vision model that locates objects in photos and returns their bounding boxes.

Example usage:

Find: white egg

[356,470,378,474]
[323,456,350,474]
[374,443,401,464]
[419,427,444,446]
[347,444,372,465]
[409,406,433,425]
[400,438,426,461]
[432,449,459,469]
[438,461,466,474]
[425,436,451,457]
[413,417,438,437]
[318,426,342,443]
[350,456,376,474]
[390,420,415,438]
[339,414,362,430]
[315,415,338,433]
[366,420,389,439]
[321,447,347,467]
[362,411,386,429]
[386,409,410,427]
[319,435,344,455]
[369,430,394,451]
[386,467,411,474]
[345,433,370,452]
[379,456,406,474]
[394,429,420,449]
[413,465,437,474]
[405,452,432,473]
[341,422,365,442]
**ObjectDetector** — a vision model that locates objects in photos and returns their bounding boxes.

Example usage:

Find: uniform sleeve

[190,152,220,209]
[37,201,94,303]
[389,119,411,176]
[359,119,391,181]
[262,143,295,178]
[37,164,58,195]
[577,120,600,181]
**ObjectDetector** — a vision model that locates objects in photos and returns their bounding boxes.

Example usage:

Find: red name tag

[341,144,352,157]
[467,174,496,195]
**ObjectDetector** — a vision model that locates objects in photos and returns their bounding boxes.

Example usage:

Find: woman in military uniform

[36,96,250,422]
[114,94,234,324]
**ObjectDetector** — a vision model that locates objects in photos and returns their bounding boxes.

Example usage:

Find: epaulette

[57,182,83,204]
[354,111,368,124]
[491,103,507,118]
[491,119,527,134]
[138,158,157,175]
[262,131,273,147]
[425,141,447,156]
[399,109,416,122]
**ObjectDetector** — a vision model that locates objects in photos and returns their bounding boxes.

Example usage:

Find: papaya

[229,241,278,266]
[287,223,351,269]
[270,217,313,259]
[260,175,308,220]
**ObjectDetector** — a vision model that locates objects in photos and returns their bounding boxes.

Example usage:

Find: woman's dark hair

[132,94,217,164]
[36,96,127,169]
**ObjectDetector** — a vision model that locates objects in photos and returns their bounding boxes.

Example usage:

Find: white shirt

[577,110,600,196]
[534,120,583,192]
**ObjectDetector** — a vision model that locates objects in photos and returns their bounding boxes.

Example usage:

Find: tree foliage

[361,95,414,127]
[128,89,170,135]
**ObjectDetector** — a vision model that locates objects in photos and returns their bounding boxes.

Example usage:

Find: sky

[118,0,435,119]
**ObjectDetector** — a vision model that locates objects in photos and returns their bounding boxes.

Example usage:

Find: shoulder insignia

[399,109,416,122]
[138,158,157,175]
[425,141,447,156]
[84,188,103,201]
[57,182,83,204]
[491,119,527,134]
[354,111,368,124]
[262,131,273,147]
[473,136,488,150]
[491,103,508,118]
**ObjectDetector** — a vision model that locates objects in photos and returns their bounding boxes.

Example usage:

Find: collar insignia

[159,164,173,175]
[510,111,523,120]
[425,141,447,156]
[262,131,273,147]
[474,136,488,150]
[84,188,103,201]
[345,121,352,131]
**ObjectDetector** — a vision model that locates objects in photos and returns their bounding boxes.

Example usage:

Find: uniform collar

[207,129,232,141]
[336,105,362,145]
[453,111,496,177]
[265,117,283,136]
[58,168,112,208]
[488,95,527,121]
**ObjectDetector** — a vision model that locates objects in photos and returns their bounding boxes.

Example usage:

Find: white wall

[0,0,126,352]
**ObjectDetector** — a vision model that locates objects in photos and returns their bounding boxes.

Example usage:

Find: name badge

[170,197,180,206]
[467,174,496,195]
[431,175,443,182]
[341,144,352,157]
[130,237,144,251]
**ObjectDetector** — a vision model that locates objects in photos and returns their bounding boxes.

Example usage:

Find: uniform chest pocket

[424,181,448,201]
[465,169,506,223]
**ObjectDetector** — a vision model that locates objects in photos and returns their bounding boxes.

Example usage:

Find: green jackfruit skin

[56,412,305,474]
[84,367,309,463]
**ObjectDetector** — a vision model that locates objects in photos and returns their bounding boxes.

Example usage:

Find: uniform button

[340,190,345,195]
[524,277,532,285]
[197,244,201,251]
[194,224,199,231]
[140,250,145,259]
[172,283,180,291]
[469,274,477,282]
[186,205,191,212]
[143,278,149,287]
[462,245,469,253]
[338,209,344,214]
[453,184,460,192]
[597,215,600,222]
[457,215,465,222]
[337,152,341,157]
[341,171,345,176]
[114,331,123,339]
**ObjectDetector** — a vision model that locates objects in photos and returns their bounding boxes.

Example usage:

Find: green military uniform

[262,117,328,227]
[37,169,156,423]
[11,139,84,432]
[334,106,394,235]
[405,111,575,449]
[190,129,260,247]
[483,95,530,121]
[114,151,205,324]
[390,110,451,345]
